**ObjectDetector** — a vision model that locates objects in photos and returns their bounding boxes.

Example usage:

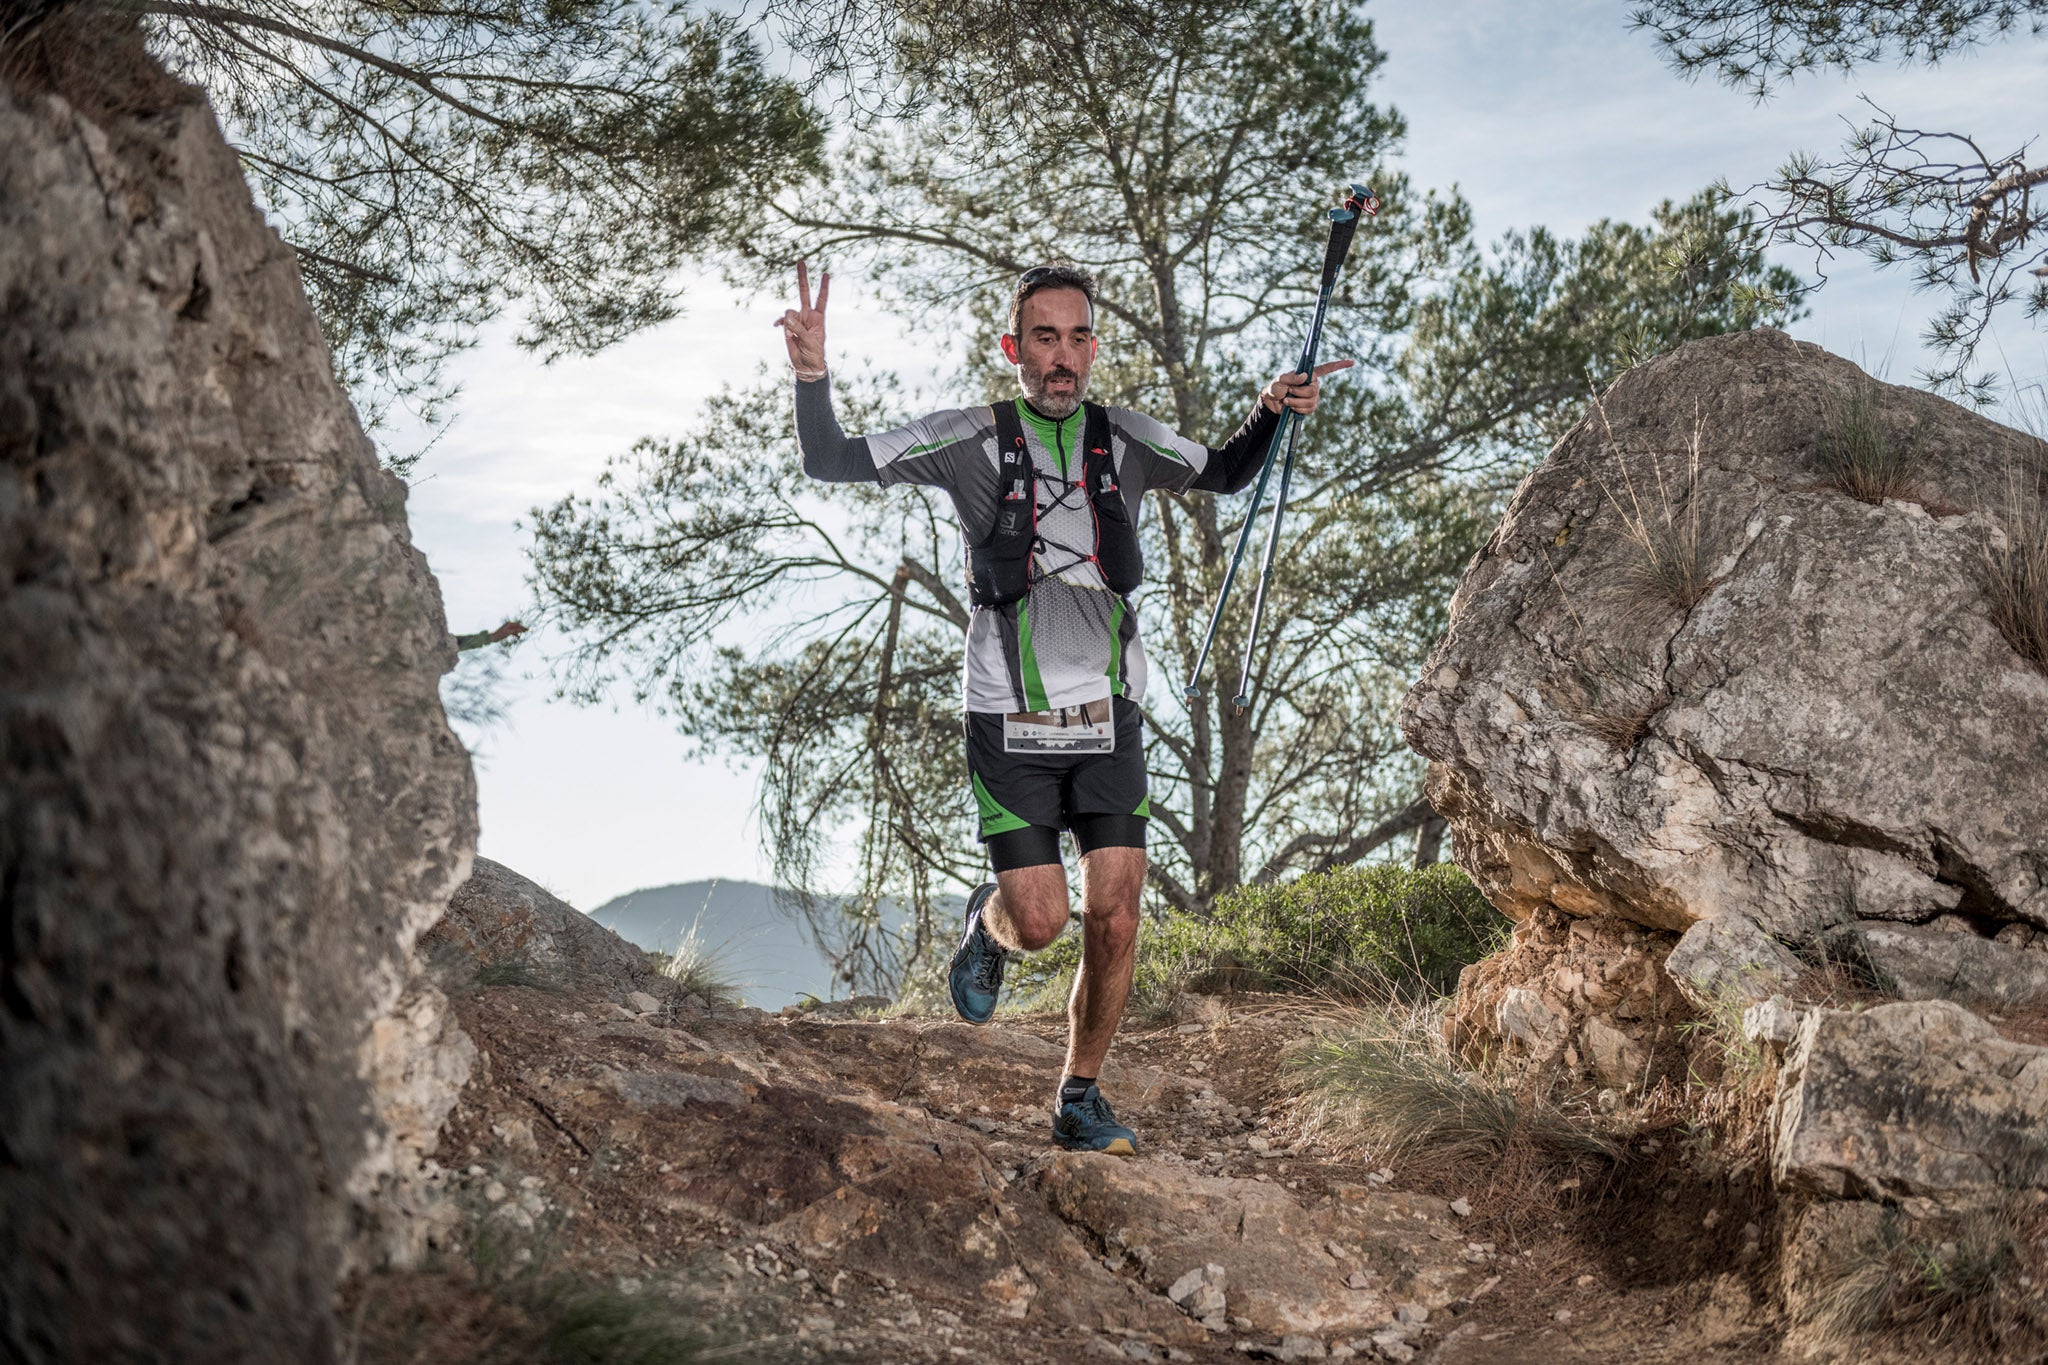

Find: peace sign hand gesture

[775,260,830,379]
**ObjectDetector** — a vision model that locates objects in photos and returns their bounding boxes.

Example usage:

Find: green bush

[1009,862,1509,1004]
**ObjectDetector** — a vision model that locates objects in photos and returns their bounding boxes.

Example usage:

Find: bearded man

[781,261,1346,1154]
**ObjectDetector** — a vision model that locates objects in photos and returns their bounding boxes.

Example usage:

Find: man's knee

[994,867,1070,951]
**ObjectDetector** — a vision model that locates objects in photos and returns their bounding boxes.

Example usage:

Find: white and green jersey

[796,382,1279,715]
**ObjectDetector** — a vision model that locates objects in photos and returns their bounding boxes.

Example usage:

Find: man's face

[1002,286,1096,419]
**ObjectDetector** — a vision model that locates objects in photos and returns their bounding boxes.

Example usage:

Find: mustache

[1043,367,1078,382]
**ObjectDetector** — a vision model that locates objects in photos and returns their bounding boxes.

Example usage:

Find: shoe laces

[971,929,1007,992]
[1070,1089,1116,1125]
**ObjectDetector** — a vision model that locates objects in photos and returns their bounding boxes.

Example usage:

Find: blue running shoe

[948,883,1007,1024]
[1052,1084,1137,1155]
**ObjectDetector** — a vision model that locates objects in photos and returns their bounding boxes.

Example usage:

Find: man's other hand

[775,260,830,377]
[1260,358,1353,415]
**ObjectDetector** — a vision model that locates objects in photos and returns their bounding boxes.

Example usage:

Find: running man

[781,261,1346,1154]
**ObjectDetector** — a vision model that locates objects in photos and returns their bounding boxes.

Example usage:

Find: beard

[1020,360,1086,419]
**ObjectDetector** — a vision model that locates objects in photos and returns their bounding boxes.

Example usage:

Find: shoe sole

[1053,1134,1136,1156]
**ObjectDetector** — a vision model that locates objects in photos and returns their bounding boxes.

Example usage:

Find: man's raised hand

[1260,358,1354,415]
[775,260,830,379]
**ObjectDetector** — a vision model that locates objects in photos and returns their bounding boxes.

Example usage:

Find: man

[780,261,1346,1155]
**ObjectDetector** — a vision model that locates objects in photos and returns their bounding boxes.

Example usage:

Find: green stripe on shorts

[972,770,1032,838]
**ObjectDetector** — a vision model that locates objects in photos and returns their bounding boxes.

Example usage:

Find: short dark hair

[1006,263,1097,337]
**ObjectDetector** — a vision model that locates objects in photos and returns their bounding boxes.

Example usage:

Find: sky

[394,1,2047,913]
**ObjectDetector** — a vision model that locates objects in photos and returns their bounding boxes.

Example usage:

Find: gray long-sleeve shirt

[794,377,1281,713]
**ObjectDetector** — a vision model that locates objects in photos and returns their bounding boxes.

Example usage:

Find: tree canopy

[121,0,823,445]
[1634,0,2047,398]
[526,1,1800,991]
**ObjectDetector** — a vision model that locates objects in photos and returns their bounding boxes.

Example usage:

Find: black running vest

[966,401,1144,608]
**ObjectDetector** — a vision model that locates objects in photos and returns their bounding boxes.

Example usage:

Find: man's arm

[778,260,882,483]
[1191,359,1357,493]
[1190,402,1282,494]
[794,375,879,484]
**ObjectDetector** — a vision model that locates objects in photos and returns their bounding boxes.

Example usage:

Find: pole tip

[1184,685,1202,701]
[1231,694,1250,712]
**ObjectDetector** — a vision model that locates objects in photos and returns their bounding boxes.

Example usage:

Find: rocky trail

[345,863,1786,1364]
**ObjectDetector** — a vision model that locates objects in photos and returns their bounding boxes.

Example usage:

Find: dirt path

[345,974,1793,1364]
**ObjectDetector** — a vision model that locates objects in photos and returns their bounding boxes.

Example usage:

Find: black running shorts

[965,697,1148,869]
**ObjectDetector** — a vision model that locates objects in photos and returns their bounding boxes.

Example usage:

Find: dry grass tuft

[1801,1195,2048,1358]
[1587,400,1716,614]
[1818,381,1922,504]
[1290,1004,1619,1165]
[1982,465,2048,675]
[655,925,742,1006]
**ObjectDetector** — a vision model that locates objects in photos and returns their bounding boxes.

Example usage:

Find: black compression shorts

[965,697,1149,870]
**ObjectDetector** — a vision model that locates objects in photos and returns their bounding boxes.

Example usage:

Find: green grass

[1008,862,1509,1008]
[475,958,560,991]
[1818,380,1921,504]
[534,1282,709,1365]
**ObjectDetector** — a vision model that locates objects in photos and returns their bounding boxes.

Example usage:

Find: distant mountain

[586,880,961,1010]
[587,880,828,1009]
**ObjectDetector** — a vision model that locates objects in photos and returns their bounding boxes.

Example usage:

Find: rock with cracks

[1401,328,2048,999]
[1772,999,2048,1204]
[0,31,475,1364]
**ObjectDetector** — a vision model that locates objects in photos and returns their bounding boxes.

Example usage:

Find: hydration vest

[967,400,1144,608]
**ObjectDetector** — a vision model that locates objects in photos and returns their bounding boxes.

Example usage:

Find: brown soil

[343,981,1802,1364]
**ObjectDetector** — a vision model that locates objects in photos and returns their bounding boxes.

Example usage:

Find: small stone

[1346,1271,1373,1290]
[1167,1268,1208,1304]
[626,990,662,1014]
[1553,1308,1573,1323]
[1231,1315,1255,1331]
[602,1002,635,1021]
[1369,1332,1414,1363]
[1575,1274,1596,1288]
[1275,1336,1325,1361]
[1247,1135,1272,1153]
[1449,1197,1472,1218]
[1123,1342,1156,1361]
[1328,1349,1355,1362]
[1176,1022,1206,1035]
[1395,1303,1429,1327]
[483,1181,507,1203]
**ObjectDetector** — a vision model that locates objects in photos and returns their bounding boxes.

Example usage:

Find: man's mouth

[1046,371,1076,388]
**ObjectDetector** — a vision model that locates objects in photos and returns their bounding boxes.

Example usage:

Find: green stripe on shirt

[1017,600,1050,711]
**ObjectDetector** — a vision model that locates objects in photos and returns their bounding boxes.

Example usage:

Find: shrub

[1008,862,1510,1006]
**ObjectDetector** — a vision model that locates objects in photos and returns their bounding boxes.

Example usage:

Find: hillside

[588,880,959,1009]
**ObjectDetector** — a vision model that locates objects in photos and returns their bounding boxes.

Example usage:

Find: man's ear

[999,333,1020,365]
[1089,335,1099,361]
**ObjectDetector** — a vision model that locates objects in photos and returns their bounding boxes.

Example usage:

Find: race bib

[1003,698,1115,754]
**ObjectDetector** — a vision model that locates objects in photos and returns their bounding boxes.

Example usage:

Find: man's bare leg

[1064,846,1146,1080]
[981,862,1070,953]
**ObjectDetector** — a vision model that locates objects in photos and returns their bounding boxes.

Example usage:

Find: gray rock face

[1850,920,2048,1012]
[1401,329,2048,961]
[1,38,474,1365]
[1772,1000,2048,1203]
[424,857,682,1005]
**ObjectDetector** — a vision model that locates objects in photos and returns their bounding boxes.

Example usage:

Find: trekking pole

[1185,183,1380,705]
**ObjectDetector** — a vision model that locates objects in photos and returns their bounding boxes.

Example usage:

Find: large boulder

[0,23,474,1363]
[1401,328,2048,990]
